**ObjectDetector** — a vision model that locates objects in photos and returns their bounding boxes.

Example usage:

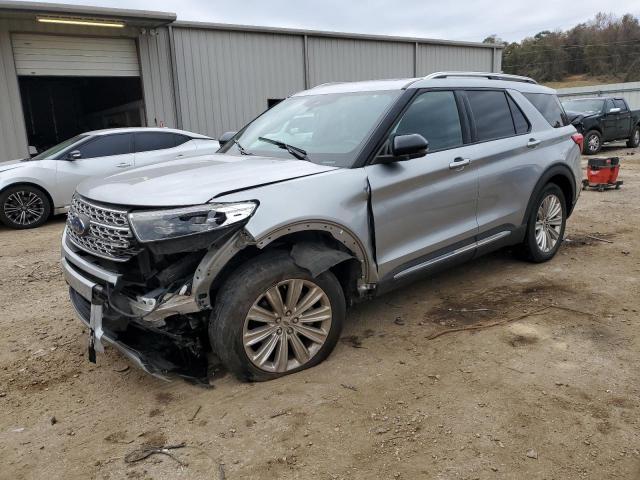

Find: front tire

[584,130,602,155]
[0,185,51,229]
[520,183,567,263]
[210,251,346,382]
[627,126,640,148]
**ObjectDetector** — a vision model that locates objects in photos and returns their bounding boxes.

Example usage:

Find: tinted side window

[75,134,132,159]
[394,91,463,151]
[135,132,180,153]
[174,134,191,146]
[466,90,515,141]
[507,95,530,135]
[613,99,628,111]
[523,93,568,128]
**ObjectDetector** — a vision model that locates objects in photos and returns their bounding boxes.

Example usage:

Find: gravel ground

[0,145,639,480]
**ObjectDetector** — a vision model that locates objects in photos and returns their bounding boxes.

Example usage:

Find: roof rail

[424,71,538,85]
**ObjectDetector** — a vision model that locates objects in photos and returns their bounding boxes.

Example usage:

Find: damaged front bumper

[61,232,209,382]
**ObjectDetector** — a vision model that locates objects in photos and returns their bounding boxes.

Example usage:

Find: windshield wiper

[233,139,253,156]
[257,136,308,161]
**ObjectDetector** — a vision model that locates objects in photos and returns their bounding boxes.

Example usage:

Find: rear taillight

[571,133,584,152]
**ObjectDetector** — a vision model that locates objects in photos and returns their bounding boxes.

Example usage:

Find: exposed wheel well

[208,231,363,307]
[548,174,574,216]
[0,182,54,218]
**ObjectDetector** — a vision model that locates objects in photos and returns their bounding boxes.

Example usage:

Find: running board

[393,231,511,280]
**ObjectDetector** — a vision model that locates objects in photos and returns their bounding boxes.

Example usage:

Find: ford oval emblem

[69,213,91,237]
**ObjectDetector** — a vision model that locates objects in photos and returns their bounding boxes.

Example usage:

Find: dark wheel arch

[522,164,576,226]
[0,182,54,215]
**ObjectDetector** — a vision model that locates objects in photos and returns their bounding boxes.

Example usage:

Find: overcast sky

[24,0,640,43]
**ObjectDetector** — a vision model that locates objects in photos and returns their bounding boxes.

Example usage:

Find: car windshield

[30,134,88,160]
[561,99,605,115]
[224,90,402,168]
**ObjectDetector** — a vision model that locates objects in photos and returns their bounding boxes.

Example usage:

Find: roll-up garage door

[12,33,140,77]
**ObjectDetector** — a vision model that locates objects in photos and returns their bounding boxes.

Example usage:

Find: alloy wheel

[3,190,45,226]
[535,194,563,253]
[588,134,599,152]
[634,129,640,146]
[243,279,332,373]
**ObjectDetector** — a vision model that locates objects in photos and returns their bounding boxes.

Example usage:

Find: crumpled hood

[77,154,339,207]
[0,159,26,173]
[565,110,595,124]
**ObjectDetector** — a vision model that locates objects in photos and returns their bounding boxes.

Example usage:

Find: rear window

[135,132,190,153]
[507,95,530,135]
[523,93,568,128]
[466,90,515,141]
[613,99,628,111]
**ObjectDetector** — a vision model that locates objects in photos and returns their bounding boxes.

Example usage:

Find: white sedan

[0,128,220,229]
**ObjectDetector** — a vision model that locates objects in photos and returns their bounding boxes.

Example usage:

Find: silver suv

[61,72,582,382]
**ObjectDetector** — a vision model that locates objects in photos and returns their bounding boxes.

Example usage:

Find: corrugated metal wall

[0,24,27,159]
[138,28,177,128]
[171,27,305,136]
[416,44,494,75]
[557,82,640,109]
[307,37,414,85]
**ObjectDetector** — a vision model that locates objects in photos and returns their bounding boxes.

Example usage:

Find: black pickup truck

[561,97,640,154]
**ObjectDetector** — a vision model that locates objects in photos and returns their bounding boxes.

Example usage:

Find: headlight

[128,201,257,243]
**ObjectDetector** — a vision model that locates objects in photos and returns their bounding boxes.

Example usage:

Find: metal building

[0,0,503,160]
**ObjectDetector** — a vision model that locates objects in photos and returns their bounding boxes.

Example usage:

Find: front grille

[67,195,140,262]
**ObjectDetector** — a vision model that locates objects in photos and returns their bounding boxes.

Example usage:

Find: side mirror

[391,134,428,160]
[608,107,621,114]
[68,150,82,160]
[219,131,238,147]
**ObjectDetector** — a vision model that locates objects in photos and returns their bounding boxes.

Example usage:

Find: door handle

[449,157,470,170]
[527,138,541,148]
[116,163,132,168]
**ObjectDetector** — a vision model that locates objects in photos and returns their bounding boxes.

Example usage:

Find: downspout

[168,24,183,129]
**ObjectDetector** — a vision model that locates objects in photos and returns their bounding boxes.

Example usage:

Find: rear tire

[209,251,346,382]
[627,126,640,148]
[0,185,51,229]
[520,183,567,263]
[584,130,602,155]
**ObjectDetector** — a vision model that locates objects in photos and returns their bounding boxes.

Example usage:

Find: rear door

[603,99,619,141]
[366,89,479,280]
[614,99,631,139]
[55,133,134,205]
[133,132,198,167]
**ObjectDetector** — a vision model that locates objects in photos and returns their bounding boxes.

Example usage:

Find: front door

[55,133,134,206]
[366,90,479,280]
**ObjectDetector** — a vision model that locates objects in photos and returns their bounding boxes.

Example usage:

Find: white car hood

[76,154,339,207]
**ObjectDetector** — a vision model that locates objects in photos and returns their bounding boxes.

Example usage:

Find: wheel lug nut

[285,310,292,316]
[292,317,299,323]
[276,327,282,335]
[275,318,281,324]
[286,327,293,334]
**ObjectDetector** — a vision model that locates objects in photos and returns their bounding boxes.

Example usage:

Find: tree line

[484,13,640,83]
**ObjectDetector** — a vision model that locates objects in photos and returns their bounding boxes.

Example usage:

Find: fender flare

[253,220,372,281]
[522,163,576,226]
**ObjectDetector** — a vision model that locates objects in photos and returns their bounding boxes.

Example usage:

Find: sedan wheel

[535,193,563,253]
[243,279,332,373]
[0,186,51,229]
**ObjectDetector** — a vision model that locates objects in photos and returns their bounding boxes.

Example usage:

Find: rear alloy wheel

[627,126,640,148]
[584,130,601,155]
[0,185,51,229]
[520,183,567,263]
[210,251,345,381]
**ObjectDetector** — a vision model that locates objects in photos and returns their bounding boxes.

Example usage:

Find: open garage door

[12,33,140,77]
[12,34,145,153]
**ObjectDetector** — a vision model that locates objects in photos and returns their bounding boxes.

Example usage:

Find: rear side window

[613,99,628,111]
[394,90,463,151]
[75,133,133,159]
[523,93,568,128]
[466,90,515,141]
[507,95,530,134]
[135,132,189,153]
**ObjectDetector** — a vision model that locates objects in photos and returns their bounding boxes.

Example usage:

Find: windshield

[31,134,87,160]
[223,90,402,168]
[561,99,605,115]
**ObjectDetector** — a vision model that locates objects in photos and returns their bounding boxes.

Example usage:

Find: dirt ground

[1,145,639,480]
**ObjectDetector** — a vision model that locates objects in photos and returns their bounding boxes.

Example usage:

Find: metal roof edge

[0,0,176,22]
[172,20,504,49]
